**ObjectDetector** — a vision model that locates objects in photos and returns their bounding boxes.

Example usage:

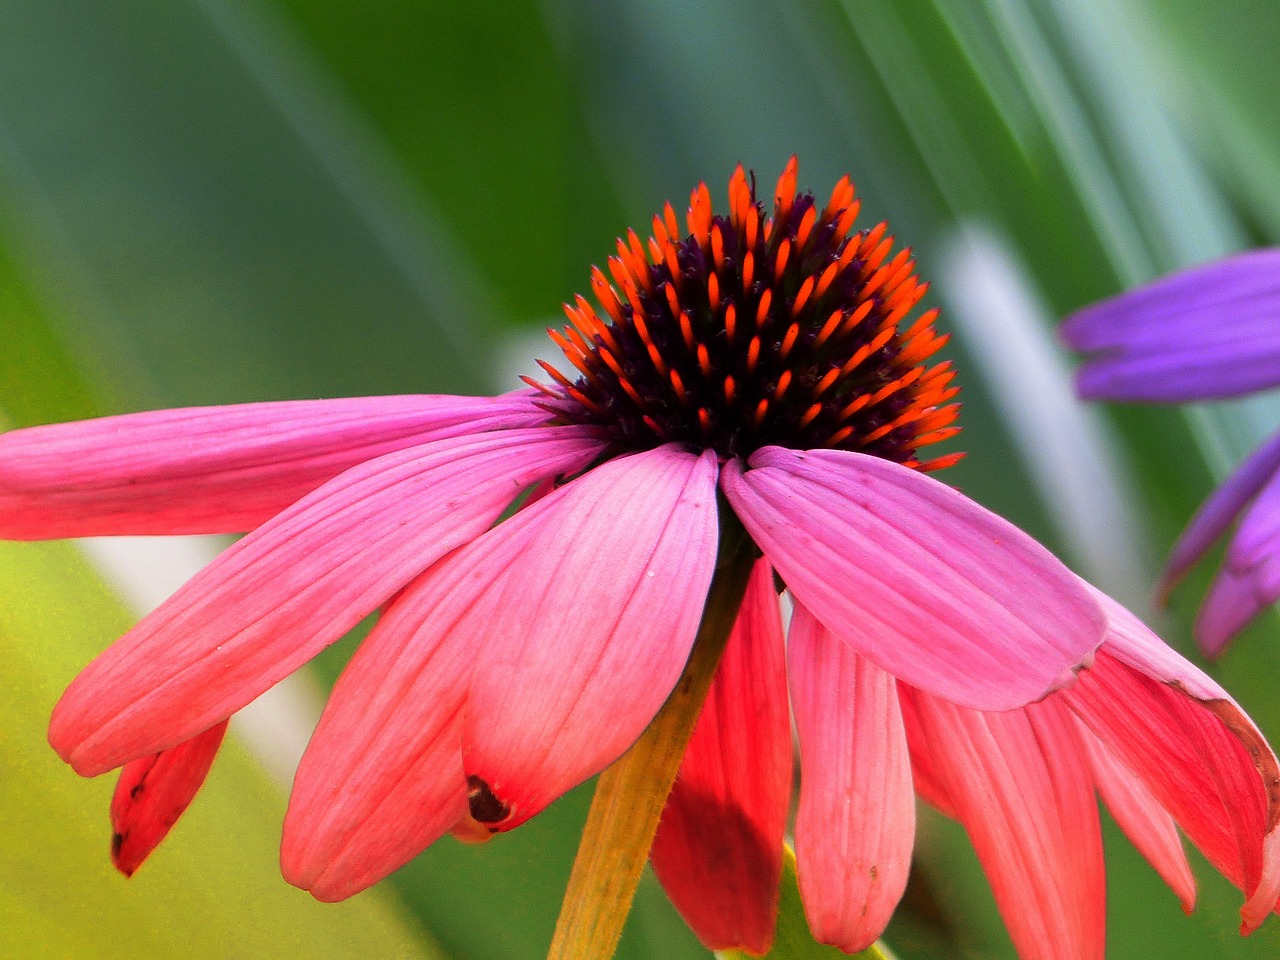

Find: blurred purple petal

[1194,478,1280,657]
[1161,428,1280,596]
[1062,249,1280,402]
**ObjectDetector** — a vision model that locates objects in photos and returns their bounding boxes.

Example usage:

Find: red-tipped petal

[650,559,791,954]
[1061,589,1280,932]
[901,690,1105,960]
[0,394,549,537]
[789,603,914,953]
[51,426,603,775]
[1078,723,1196,912]
[110,720,228,876]
[463,445,720,831]
[721,447,1104,710]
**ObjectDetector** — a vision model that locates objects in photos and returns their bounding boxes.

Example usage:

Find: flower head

[3,162,1278,959]
[1062,249,1280,655]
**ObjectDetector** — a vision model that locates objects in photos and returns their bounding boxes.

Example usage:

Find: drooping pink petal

[650,559,791,955]
[721,447,1105,710]
[283,552,522,899]
[1192,471,1280,655]
[1161,428,1280,597]
[788,603,914,954]
[0,393,550,537]
[50,426,604,776]
[462,445,720,831]
[110,720,228,877]
[1076,722,1196,912]
[901,688,1106,960]
[1061,589,1280,932]
[1061,249,1280,402]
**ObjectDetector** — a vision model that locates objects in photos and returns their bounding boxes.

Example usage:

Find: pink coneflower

[3,161,1278,960]
[1062,249,1280,656]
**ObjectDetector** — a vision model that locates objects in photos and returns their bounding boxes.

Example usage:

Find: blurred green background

[2,0,1280,957]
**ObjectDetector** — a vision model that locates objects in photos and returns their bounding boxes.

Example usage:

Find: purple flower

[1062,249,1280,654]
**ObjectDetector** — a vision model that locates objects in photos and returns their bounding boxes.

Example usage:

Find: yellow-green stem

[547,513,757,960]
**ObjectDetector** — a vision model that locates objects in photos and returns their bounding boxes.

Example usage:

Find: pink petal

[1061,589,1280,932]
[110,720,228,877]
[281,549,515,899]
[50,426,603,775]
[462,445,720,831]
[1077,722,1196,912]
[721,447,1105,710]
[788,602,914,954]
[0,393,549,537]
[650,559,791,954]
[1160,428,1280,597]
[901,688,1106,960]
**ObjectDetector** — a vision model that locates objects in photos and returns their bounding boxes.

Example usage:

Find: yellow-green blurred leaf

[0,536,448,960]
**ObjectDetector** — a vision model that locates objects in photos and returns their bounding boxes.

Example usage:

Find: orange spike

[916,425,962,446]
[756,288,773,326]
[711,225,725,271]
[631,304,652,346]
[814,367,840,397]
[519,373,560,399]
[753,398,770,427]
[779,322,800,360]
[839,329,894,378]
[747,335,761,374]
[774,369,792,401]
[698,343,712,377]
[663,239,682,286]
[648,237,663,263]
[548,327,584,361]
[608,255,632,290]
[724,375,737,405]
[680,310,696,351]
[536,358,577,392]
[642,414,669,438]
[725,302,737,342]
[664,282,681,318]
[834,198,862,238]
[746,208,759,251]
[899,330,950,368]
[839,300,875,335]
[664,202,680,241]
[838,392,872,421]
[791,275,815,317]
[652,214,669,247]
[774,155,799,216]
[743,251,756,291]
[798,402,824,430]
[775,237,791,276]
[591,269,626,324]
[815,261,841,299]
[860,223,889,259]
[900,307,941,343]
[688,182,713,244]
[599,347,626,380]
[813,308,845,349]
[796,205,818,249]
[825,175,854,217]
[698,407,713,434]
[618,378,645,407]
[918,451,966,473]
[670,368,688,403]
[827,425,854,446]
[646,341,669,377]
[708,271,722,309]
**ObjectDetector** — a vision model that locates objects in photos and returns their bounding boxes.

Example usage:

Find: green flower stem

[547,511,756,960]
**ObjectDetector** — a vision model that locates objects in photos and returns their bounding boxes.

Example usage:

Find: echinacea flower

[3,160,1279,960]
[1062,249,1280,655]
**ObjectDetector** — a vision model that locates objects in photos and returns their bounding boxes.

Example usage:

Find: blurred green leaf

[718,846,896,960]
